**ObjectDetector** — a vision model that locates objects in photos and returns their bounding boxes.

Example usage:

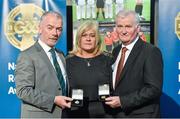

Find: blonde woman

[65,20,113,118]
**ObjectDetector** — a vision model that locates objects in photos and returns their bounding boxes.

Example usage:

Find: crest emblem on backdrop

[175,12,180,40]
[4,4,44,51]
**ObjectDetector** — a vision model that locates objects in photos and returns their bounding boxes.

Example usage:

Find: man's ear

[38,25,42,34]
[137,25,141,32]
[113,27,117,32]
[114,26,118,33]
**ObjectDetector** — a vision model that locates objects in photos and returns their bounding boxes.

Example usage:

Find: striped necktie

[49,48,66,96]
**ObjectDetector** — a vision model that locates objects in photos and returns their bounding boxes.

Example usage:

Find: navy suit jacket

[111,38,163,117]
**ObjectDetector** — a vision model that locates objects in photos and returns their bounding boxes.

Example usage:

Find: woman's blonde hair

[70,20,102,55]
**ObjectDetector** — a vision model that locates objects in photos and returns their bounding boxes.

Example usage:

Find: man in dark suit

[105,10,163,117]
[15,11,72,118]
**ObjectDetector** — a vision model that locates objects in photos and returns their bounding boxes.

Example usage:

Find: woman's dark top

[65,53,113,118]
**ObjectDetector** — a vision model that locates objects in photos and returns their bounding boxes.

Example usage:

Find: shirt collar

[122,36,139,51]
[38,39,52,53]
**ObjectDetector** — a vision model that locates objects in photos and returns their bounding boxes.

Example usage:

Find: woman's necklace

[76,52,94,67]
[84,58,92,67]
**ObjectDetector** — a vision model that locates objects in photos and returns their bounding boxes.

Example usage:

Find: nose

[85,35,91,41]
[121,28,128,35]
[52,29,58,36]
[122,27,127,32]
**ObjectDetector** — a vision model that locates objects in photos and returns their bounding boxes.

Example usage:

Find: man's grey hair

[116,10,140,25]
[40,11,62,23]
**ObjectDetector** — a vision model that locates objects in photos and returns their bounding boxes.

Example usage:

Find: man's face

[116,14,140,45]
[39,14,63,47]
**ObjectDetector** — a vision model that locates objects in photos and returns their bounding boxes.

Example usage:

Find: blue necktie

[49,48,66,96]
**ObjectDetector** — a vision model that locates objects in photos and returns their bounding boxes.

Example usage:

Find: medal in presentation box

[98,84,110,101]
[71,89,83,107]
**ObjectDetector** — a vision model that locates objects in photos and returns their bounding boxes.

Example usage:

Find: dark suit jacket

[15,42,67,118]
[111,38,163,118]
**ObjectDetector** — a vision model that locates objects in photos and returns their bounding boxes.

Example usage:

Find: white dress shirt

[112,36,139,89]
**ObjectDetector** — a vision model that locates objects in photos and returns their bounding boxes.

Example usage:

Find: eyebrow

[47,24,62,28]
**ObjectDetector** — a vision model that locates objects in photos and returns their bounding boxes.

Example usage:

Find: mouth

[121,33,129,37]
[84,43,92,46]
[49,37,58,40]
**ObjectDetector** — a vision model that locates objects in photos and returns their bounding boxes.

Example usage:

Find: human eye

[89,33,95,37]
[57,27,63,32]
[125,25,132,30]
[82,33,88,37]
[117,25,123,29]
[47,25,53,30]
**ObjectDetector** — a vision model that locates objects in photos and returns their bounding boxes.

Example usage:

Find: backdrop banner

[158,0,180,117]
[0,0,66,117]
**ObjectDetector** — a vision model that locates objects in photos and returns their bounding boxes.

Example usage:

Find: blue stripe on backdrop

[0,0,67,118]
[158,0,180,117]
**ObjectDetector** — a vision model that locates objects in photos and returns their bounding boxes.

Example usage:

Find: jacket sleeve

[120,47,163,111]
[15,52,55,112]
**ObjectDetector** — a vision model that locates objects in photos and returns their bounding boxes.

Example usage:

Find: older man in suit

[105,10,163,117]
[15,11,72,118]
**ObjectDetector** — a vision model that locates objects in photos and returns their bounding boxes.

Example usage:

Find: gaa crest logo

[4,4,44,51]
[175,12,180,40]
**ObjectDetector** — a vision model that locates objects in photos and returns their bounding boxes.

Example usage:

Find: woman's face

[80,29,97,53]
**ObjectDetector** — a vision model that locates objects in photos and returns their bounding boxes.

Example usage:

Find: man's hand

[105,96,121,108]
[54,96,73,109]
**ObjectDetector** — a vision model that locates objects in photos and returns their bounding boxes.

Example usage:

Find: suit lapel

[34,42,60,86]
[55,48,66,68]
[55,49,70,95]
[113,45,122,61]
[115,39,144,87]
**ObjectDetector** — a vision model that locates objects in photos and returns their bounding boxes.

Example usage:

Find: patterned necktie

[115,47,128,85]
[49,48,66,96]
